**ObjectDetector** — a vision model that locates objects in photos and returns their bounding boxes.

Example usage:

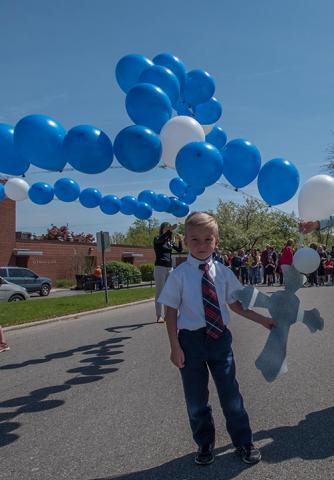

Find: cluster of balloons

[115,53,300,205]
[0,51,302,222]
[1,177,190,220]
[292,174,334,275]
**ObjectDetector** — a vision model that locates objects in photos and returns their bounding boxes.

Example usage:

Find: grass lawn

[0,287,155,328]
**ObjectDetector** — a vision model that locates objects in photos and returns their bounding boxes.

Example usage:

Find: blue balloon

[166,197,179,214]
[194,97,222,125]
[114,125,161,172]
[205,126,227,150]
[173,201,190,218]
[139,65,180,106]
[79,188,102,208]
[257,158,300,206]
[135,201,152,220]
[100,195,121,215]
[222,139,261,189]
[186,184,205,196]
[169,177,187,197]
[176,142,224,187]
[54,178,80,202]
[116,54,153,93]
[120,195,138,215]
[153,53,187,89]
[153,193,171,212]
[182,70,215,106]
[174,98,194,116]
[179,191,197,205]
[14,114,66,171]
[126,83,172,133]
[62,125,113,174]
[28,182,54,205]
[0,184,6,201]
[137,189,157,206]
[0,124,30,175]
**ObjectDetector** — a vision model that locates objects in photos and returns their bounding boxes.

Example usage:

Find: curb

[4,298,154,332]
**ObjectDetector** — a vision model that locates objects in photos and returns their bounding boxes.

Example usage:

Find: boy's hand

[259,316,277,330]
[170,345,185,368]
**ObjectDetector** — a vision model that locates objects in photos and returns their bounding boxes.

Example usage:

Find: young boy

[158,212,276,466]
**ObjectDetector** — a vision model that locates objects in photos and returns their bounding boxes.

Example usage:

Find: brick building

[0,184,156,284]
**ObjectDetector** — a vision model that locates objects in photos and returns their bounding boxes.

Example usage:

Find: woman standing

[278,239,294,285]
[153,222,183,322]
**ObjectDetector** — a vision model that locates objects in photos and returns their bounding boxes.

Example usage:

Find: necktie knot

[199,263,210,273]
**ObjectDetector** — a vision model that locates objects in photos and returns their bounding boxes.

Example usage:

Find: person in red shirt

[324,256,334,285]
[278,239,294,285]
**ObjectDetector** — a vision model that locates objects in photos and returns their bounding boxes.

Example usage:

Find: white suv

[0,277,30,302]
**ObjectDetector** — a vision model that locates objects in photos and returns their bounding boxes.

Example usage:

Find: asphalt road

[1,285,334,480]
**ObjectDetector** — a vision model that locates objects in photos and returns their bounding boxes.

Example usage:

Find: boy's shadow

[91,448,250,480]
[91,406,334,480]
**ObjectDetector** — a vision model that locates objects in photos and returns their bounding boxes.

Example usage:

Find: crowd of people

[214,242,334,287]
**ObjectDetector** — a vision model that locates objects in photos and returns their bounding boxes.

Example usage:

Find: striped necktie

[199,263,225,339]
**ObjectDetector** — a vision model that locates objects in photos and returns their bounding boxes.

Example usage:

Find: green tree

[124,218,160,246]
[215,198,299,252]
[110,232,127,244]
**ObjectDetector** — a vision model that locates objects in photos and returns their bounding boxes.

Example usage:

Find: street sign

[96,230,110,304]
[96,231,110,251]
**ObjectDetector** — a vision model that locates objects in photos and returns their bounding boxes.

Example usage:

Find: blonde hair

[185,211,219,238]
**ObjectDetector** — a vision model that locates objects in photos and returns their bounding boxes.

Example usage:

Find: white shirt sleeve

[158,270,182,310]
[225,267,243,304]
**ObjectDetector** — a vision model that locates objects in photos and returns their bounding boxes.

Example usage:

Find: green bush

[139,263,154,281]
[55,278,76,288]
[105,261,141,284]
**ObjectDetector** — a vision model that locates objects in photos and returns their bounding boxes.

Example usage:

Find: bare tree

[326,138,334,174]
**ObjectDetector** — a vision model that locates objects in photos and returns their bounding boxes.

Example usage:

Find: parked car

[0,267,52,296]
[0,277,30,302]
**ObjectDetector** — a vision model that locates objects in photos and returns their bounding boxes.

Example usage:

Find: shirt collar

[187,253,214,269]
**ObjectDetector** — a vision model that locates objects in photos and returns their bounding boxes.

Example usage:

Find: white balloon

[298,174,334,221]
[4,177,29,201]
[293,247,320,274]
[160,116,205,168]
[201,124,214,135]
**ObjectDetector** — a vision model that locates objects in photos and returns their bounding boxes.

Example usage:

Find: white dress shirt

[158,254,242,330]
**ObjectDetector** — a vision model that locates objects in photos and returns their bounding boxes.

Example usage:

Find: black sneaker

[195,443,215,465]
[235,443,261,464]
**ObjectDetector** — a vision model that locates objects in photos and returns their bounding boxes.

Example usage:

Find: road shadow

[0,336,129,448]
[0,322,155,371]
[0,320,158,448]
[253,405,334,461]
[91,406,334,480]
[105,322,157,334]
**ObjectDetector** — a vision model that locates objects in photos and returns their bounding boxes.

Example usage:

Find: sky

[1,0,334,236]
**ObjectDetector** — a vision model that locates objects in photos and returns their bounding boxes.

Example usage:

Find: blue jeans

[249,267,257,285]
[178,327,252,448]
